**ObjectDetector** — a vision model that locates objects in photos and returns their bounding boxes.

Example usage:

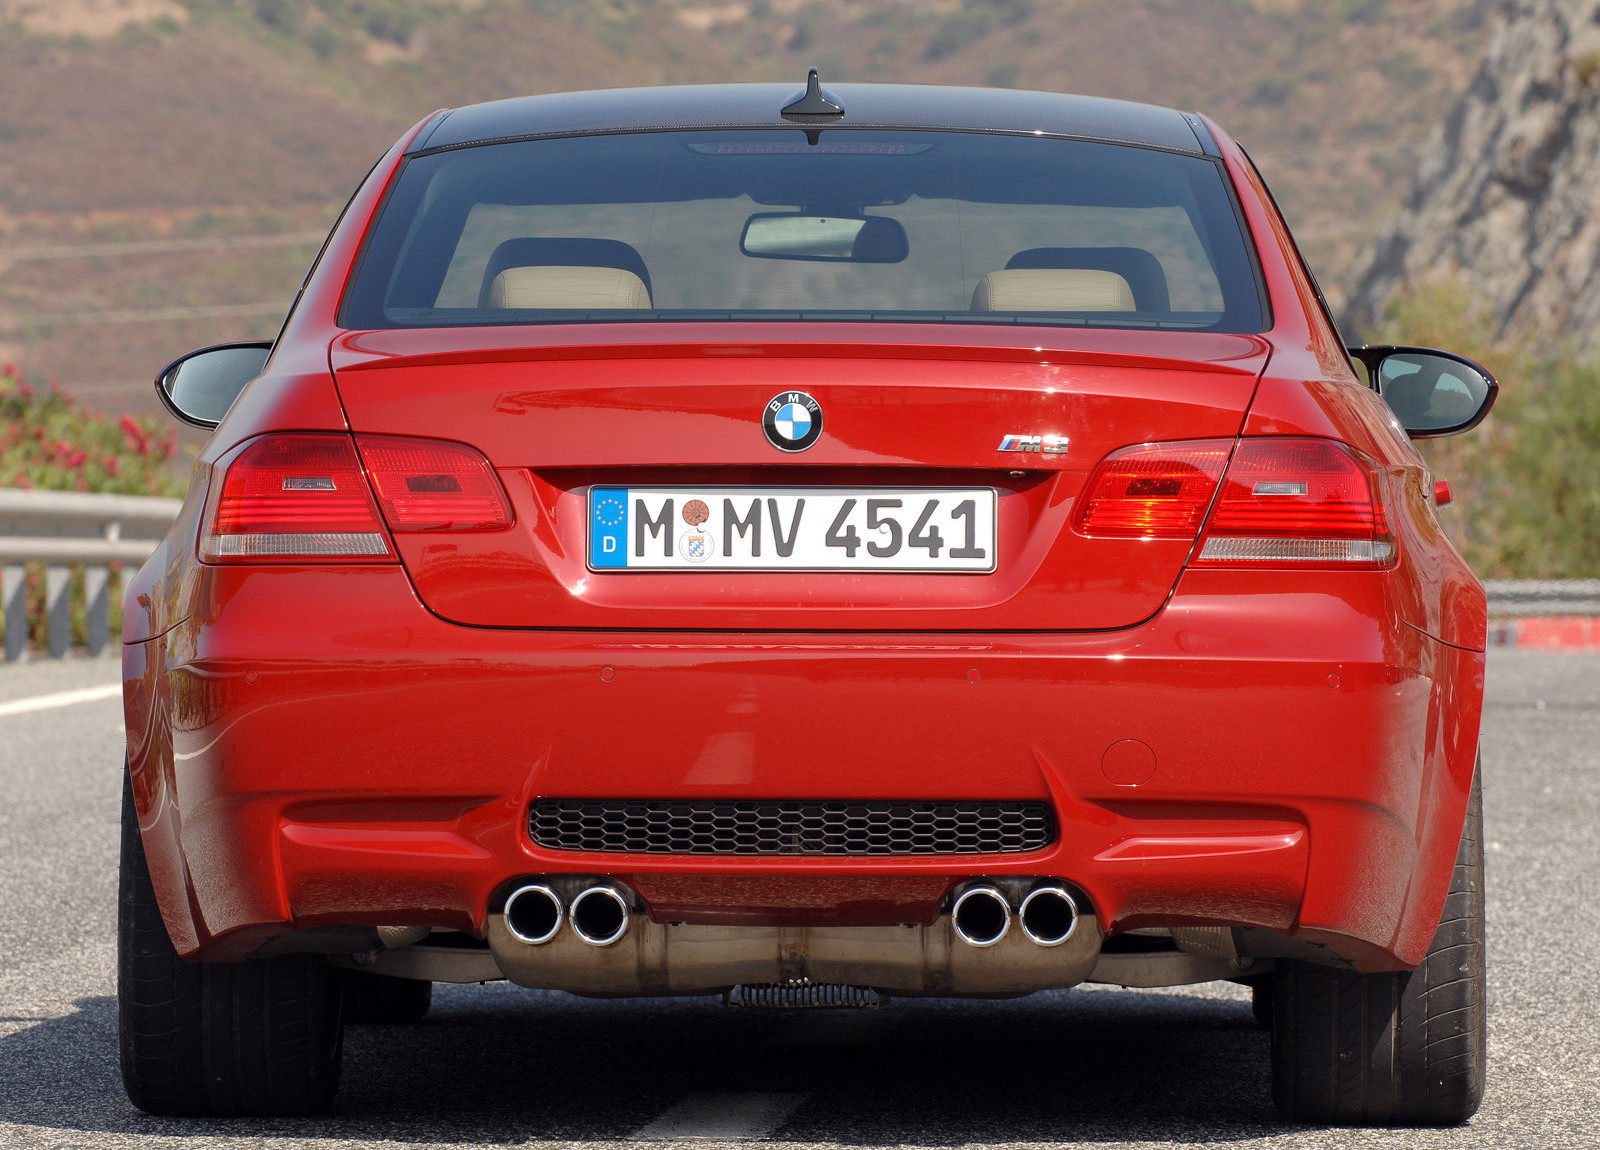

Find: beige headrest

[971,268,1137,312]
[487,265,653,309]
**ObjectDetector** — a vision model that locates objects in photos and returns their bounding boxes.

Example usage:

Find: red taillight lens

[201,433,395,563]
[1074,439,1232,537]
[355,434,513,532]
[1195,437,1395,566]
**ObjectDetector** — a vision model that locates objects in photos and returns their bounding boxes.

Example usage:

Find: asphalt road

[1,649,1595,1149]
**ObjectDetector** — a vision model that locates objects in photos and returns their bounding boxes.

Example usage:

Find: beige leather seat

[486,265,653,309]
[970,268,1136,312]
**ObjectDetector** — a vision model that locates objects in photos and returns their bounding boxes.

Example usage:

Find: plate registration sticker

[588,487,996,572]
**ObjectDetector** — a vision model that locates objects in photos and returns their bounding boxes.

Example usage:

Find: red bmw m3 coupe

[120,74,1497,1124]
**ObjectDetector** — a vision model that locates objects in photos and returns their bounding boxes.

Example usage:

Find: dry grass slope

[0,0,1497,409]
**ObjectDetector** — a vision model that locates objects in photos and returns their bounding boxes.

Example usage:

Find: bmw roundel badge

[763,391,823,452]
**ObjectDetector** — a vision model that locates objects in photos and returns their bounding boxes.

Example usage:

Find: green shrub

[1480,354,1600,577]
[1,366,185,656]
[1342,0,1389,25]
[1,365,182,496]
[252,0,303,33]
[1251,75,1299,108]
[924,10,991,62]
[992,0,1034,29]
[1374,281,1600,578]
[787,13,815,52]
[985,61,1022,89]
[308,23,344,59]
[362,5,418,47]
[1573,49,1600,90]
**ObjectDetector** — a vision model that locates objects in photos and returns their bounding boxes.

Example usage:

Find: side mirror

[1347,345,1498,438]
[155,342,273,428]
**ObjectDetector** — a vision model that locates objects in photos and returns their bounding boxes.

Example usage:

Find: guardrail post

[85,565,110,657]
[1,489,181,660]
[2,564,24,663]
[46,564,70,659]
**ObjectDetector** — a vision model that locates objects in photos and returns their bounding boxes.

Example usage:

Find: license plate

[588,487,997,572]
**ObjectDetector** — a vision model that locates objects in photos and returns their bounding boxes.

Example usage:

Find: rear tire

[1250,979,1273,1030]
[343,971,433,1024]
[1270,764,1486,1125]
[118,766,344,1116]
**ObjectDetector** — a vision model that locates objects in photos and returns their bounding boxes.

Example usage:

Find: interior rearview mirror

[1347,345,1498,438]
[155,342,273,428]
[740,213,909,263]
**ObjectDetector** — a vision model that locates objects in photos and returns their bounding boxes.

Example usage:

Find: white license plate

[588,487,996,572]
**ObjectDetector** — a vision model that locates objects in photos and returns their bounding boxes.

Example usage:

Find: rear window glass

[342,130,1265,333]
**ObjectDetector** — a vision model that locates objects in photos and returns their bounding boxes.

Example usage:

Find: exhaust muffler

[486,874,1103,995]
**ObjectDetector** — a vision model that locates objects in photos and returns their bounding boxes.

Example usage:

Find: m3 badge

[997,434,1069,455]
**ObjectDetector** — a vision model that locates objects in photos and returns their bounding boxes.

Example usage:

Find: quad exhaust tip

[503,883,634,947]
[951,883,1083,948]
[504,883,563,945]
[569,885,632,947]
[1018,885,1080,947]
[507,878,1073,952]
[951,885,1011,947]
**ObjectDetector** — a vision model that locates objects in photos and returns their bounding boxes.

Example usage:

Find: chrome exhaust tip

[504,883,564,945]
[1018,885,1080,947]
[951,885,1011,948]
[569,885,631,947]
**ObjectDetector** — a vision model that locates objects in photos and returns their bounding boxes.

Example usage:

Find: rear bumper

[123,564,1482,974]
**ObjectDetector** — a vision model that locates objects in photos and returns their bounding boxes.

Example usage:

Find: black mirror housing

[1347,345,1499,438]
[155,342,273,428]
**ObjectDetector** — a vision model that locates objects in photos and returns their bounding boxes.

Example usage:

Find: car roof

[409,82,1218,158]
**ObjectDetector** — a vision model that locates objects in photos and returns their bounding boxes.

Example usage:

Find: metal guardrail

[0,488,181,661]
[1483,579,1600,617]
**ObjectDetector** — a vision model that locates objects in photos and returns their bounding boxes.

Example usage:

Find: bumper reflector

[1196,537,1395,564]
[206,531,392,558]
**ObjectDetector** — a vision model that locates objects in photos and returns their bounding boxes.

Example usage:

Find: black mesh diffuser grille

[528,799,1055,856]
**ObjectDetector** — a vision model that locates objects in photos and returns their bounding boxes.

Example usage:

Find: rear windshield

[341,129,1265,333]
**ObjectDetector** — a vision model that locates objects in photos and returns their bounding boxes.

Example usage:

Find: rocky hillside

[0,0,1496,411]
[1346,0,1600,346]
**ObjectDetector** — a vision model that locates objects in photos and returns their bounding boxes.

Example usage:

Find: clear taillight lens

[355,434,513,532]
[201,433,395,563]
[1194,437,1395,567]
[1074,439,1232,537]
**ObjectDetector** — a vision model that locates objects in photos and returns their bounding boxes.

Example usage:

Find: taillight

[1075,436,1396,568]
[1194,437,1395,566]
[1074,440,1232,537]
[355,434,513,532]
[201,433,395,563]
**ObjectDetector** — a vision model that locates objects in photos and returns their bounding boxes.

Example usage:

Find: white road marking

[0,683,121,718]
[630,1091,806,1141]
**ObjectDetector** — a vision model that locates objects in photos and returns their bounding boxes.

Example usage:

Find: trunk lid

[330,325,1268,631]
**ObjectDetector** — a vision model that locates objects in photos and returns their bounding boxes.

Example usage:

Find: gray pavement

[0,649,1595,1148]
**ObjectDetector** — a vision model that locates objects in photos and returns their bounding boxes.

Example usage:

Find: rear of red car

[120,83,1490,1124]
